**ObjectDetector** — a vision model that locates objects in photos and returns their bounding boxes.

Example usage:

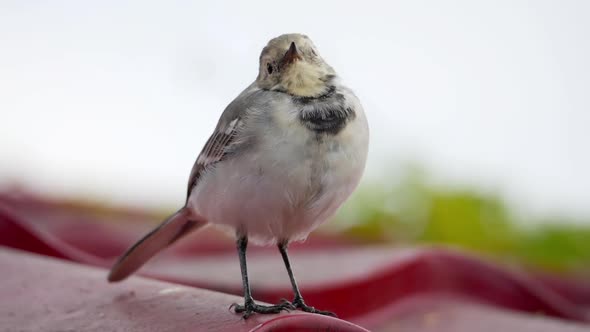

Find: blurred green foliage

[335,168,590,274]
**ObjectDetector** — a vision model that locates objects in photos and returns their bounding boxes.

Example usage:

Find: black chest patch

[295,86,356,135]
[299,106,355,135]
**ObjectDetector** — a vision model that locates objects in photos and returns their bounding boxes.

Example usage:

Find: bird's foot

[231,299,294,319]
[292,297,336,317]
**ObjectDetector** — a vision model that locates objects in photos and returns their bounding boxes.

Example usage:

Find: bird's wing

[108,87,263,283]
[186,116,242,200]
[108,116,243,283]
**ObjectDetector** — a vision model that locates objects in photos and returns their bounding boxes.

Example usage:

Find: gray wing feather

[184,85,261,201]
[186,117,241,200]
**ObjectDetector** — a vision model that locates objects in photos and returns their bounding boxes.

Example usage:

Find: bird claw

[291,297,336,317]
[278,298,296,309]
[231,299,294,319]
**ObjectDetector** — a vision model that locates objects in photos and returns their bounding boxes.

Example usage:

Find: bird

[107,33,369,319]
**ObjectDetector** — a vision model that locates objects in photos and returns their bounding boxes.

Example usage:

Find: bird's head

[256,34,336,98]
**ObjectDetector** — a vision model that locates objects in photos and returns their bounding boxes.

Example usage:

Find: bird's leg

[278,242,336,317]
[231,235,293,319]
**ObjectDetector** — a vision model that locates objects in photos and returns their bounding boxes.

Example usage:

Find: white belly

[188,106,368,245]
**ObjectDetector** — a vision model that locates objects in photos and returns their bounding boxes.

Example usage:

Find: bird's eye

[266,63,273,75]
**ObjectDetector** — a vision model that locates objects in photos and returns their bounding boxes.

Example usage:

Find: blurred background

[1,1,589,274]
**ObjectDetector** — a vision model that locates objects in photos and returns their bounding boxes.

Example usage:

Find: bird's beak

[280,42,302,68]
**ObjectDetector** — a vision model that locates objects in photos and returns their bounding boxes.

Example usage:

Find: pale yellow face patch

[280,60,331,97]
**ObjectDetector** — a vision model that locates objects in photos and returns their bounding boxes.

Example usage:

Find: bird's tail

[107,207,206,282]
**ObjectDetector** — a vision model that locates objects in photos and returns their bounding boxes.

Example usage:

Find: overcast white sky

[1,1,589,222]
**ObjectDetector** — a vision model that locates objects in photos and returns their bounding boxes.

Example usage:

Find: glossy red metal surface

[1,192,589,331]
[0,248,369,332]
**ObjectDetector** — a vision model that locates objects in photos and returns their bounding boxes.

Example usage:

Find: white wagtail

[108,33,369,318]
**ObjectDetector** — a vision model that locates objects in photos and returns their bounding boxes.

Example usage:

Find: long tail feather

[107,208,206,282]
